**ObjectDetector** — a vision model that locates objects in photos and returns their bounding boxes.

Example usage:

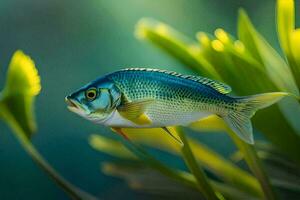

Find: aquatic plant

[0,51,97,200]
[89,0,300,199]
[1,0,300,199]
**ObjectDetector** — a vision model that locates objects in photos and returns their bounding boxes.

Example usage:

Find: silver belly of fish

[102,101,212,128]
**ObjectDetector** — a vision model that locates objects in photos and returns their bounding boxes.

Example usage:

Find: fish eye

[85,88,98,101]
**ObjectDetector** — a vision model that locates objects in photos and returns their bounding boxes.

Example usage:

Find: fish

[65,68,290,144]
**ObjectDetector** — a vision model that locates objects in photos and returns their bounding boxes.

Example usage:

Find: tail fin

[223,92,290,144]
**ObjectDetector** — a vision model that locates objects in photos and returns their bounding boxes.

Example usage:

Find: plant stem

[229,131,277,200]
[0,104,97,200]
[176,128,222,200]
[114,131,254,200]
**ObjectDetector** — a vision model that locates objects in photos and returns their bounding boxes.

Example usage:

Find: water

[0,0,278,199]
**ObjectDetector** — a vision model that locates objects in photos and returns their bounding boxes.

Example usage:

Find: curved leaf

[135,18,221,80]
[0,50,41,137]
[238,10,300,163]
[193,116,277,200]
[109,128,263,197]
[276,0,300,88]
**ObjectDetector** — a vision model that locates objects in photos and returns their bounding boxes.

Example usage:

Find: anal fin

[223,114,253,144]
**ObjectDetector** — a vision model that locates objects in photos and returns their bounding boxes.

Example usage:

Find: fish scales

[107,69,236,126]
[66,67,289,144]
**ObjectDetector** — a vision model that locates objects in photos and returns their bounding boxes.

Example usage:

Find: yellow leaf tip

[238,8,249,21]
[6,50,41,96]
[234,40,245,53]
[135,19,148,39]
[290,29,300,61]
[278,0,294,9]
[155,23,169,36]
[211,40,224,52]
[214,28,229,43]
[135,18,169,39]
[196,32,210,46]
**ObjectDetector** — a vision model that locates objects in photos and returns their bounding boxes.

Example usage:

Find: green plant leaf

[102,162,257,200]
[0,50,98,200]
[91,134,258,199]
[135,17,300,163]
[103,128,263,197]
[193,115,277,200]
[176,128,221,200]
[102,161,205,200]
[256,143,300,192]
[238,9,298,94]
[1,104,97,200]
[135,18,221,80]
[0,50,41,137]
[89,134,136,159]
[234,142,300,196]
[196,29,273,94]
[277,0,294,56]
[238,9,300,163]
[229,135,277,200]
[276,0,300,88]
[290,29,300,65]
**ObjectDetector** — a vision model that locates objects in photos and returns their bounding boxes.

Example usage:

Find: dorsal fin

[122,68,231,94]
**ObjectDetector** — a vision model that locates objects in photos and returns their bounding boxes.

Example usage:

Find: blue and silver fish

[65,68,289,144]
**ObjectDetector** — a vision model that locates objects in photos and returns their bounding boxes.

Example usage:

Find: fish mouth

[65,96,80,109]
[65,96,90,118]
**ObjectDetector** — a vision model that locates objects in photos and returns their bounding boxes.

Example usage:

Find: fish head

[65,77,121,123]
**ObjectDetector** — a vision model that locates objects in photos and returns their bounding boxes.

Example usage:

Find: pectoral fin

[162,127,183,145]
[117,99,154,125]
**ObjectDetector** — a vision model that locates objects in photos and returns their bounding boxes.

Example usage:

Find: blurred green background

[0,0,290,199]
